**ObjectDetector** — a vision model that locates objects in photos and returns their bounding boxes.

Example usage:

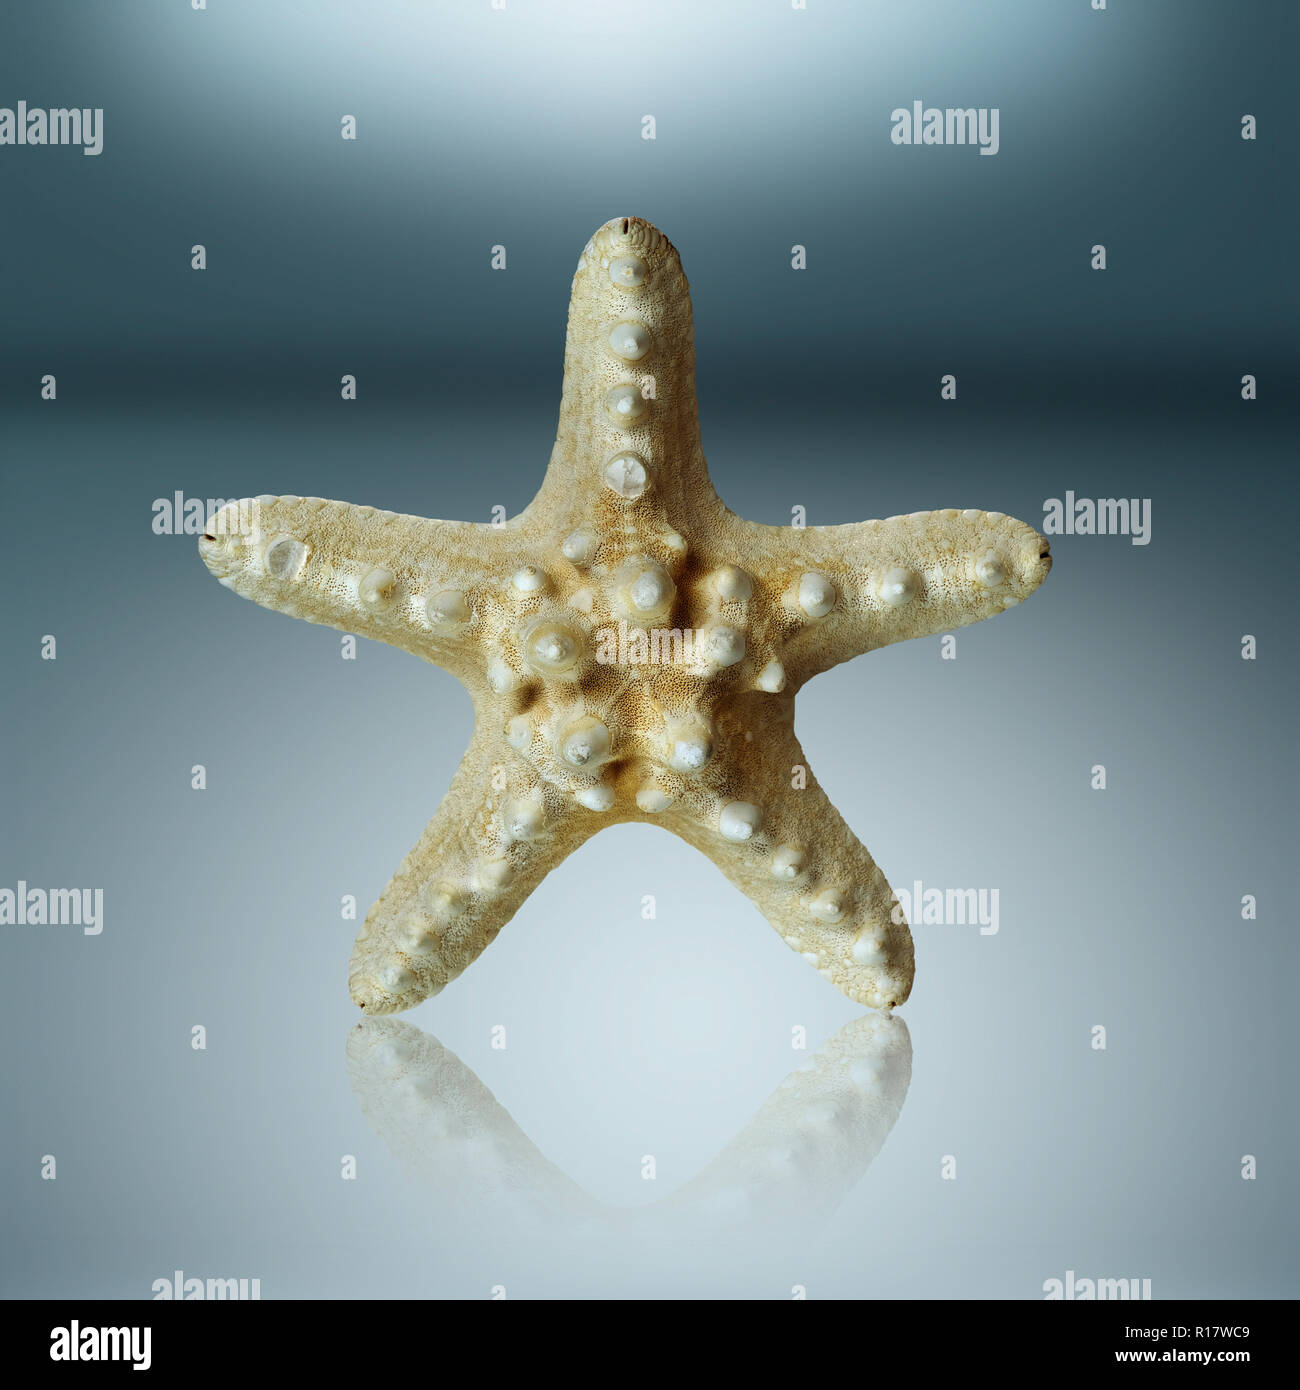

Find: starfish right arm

[725,509,1052,687]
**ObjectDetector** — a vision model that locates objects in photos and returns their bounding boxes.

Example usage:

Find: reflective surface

[347,1012,911,1251]
[2,0,1296,1300]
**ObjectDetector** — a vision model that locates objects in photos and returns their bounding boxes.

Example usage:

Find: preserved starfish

[198,215,1051,1015]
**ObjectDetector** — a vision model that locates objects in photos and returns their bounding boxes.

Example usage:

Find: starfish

[199,215,1051,1015]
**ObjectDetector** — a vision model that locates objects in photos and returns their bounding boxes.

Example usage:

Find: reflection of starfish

[346,1012,911,1231]
[200,216,1051,1015]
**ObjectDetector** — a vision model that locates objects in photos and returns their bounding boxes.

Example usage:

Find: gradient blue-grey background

[2,0,1296,1299]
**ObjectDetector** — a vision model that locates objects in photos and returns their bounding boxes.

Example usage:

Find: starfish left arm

[198,495,509,672]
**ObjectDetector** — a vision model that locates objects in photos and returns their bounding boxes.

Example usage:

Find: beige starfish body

[199,216,1050,1015]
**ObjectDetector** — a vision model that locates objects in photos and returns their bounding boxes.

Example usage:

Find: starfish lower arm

[347,723,596,1007]
[668,704,913,1008]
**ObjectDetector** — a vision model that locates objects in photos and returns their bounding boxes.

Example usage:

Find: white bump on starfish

[798,571,837,618]
[423,881,468,924]
[398,913,439,956]
[869,973,901,1008]
[561,530,596,563]
[771,844,807,878]
[504,794,546,842]
[810,888,847,923]
[574,783,615,812]
[609,321,650,360]
[613,559,673,624]
[474,858,515,892]
[719,801,762,842]
[878,566,916,606]
[264,536,308,580]
[756,658,786,693]
[608,255,646,288]
[851,929,886,965]
[199,216,1052,1018]
[426,589,470,630]
[359,566,397,608]
[636,785,674,813]
[713,564,753,602]
[522,619,584,676]
[975,550,1007,588]
[511,565,546,594]
[626,563,673,615]
[605,383,647,425]
[603,452,648,499]
[559,715,610,769]
[666,718,714,772]
[486,657,519,694]
[704,625,746,668]
[380,965,413,994]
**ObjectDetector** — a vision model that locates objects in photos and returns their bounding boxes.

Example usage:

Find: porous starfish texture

[199,216,1051,1015]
